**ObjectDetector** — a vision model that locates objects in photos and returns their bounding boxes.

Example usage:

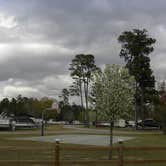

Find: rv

[0,112,16,131]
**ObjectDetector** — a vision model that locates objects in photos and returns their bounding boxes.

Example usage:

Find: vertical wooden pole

[118,140,123,166]
[55,139,60,166]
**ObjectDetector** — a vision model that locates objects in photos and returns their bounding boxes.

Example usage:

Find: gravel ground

[15,134,133,146]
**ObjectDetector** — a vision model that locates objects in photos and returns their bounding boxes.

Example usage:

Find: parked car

[96,121,110,127]
[125,120,136,128]
[137,119,161,129]
[96,119,127,128]
[51,121,69,125]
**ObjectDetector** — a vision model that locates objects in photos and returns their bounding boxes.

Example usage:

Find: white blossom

[93,64,135,121]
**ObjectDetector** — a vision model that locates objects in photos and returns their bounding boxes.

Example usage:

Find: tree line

[0,94,82,121]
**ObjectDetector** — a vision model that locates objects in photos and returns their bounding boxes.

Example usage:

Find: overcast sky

[0,0,165,100]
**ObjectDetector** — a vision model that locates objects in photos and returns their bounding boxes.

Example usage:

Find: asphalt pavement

[15,134,133,146]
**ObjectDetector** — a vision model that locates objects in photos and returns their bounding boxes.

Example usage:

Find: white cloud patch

[42,75,72,93]
[0,13,17,29]
[151,53,166,80]
[3,86,42,98]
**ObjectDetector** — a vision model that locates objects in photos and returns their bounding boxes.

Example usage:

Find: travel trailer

[0,112,37,131]
[0,112,16,131]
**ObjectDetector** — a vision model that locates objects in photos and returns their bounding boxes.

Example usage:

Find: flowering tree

[92,64,135,159]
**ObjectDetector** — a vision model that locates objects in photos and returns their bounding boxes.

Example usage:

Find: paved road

[10,125,135,146]
[15,134,133,146]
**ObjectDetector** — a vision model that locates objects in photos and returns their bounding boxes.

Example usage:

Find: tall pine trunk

[135,83,138,130]
[79,80,84,124]
[140,90,145,129]
[86,80,89,128]
[83,80,89,127]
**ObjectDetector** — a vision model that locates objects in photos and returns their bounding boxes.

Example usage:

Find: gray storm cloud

[0,0,165,99]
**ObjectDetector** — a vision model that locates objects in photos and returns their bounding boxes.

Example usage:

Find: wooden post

[118,140,124,166]
[55,139,60,166]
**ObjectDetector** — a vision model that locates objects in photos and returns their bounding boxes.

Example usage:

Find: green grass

[0,125,165,166]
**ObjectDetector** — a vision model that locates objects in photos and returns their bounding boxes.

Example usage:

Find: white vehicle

[114,119,126,128]
[72,120,81,125]
[0,112,16,131]
[96,119,126,128]
[127,120,135,128]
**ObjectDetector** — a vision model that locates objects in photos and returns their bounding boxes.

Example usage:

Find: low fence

[55,140,166,166]
[0,141,166,165]
[0,146,54,165]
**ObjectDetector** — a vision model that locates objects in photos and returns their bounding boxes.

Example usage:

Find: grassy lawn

[0,125,165,166]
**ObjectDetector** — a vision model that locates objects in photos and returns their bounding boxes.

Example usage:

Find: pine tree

[118,29,156,124]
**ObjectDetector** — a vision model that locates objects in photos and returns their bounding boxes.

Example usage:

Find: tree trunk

[135,105,138,130]
[86,80,89,128]
[83,79,89,128]
[109,121,113,160]
[135,83,139,130]
[140,91,145,129]
[79,80,84,124]
[163,129,166,135]
[162,125,166,135]
[95,109,98,128]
